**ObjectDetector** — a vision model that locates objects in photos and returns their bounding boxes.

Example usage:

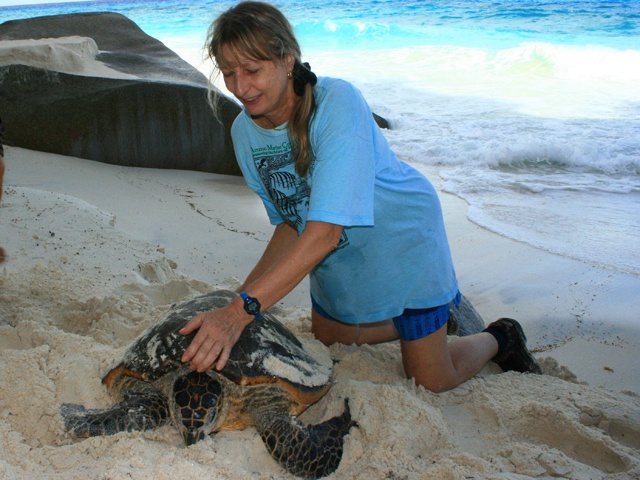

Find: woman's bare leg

[311,307,398,346]
[311,306,499,392]
[400,325,498,392]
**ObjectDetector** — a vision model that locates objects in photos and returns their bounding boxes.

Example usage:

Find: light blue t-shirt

[232,77,458,323]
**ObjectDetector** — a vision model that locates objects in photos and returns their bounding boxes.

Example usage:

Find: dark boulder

[372,112,389,130]
[0,12,242,175]
[447,295,486,337]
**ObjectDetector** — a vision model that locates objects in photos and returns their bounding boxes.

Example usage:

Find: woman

[181,1,541,392]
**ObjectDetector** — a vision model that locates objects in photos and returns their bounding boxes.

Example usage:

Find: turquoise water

[2,0,639,275]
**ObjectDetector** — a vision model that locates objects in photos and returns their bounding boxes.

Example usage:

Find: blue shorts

[311,292,461,342]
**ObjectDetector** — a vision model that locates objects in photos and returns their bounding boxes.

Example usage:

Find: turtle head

[171,370,223,446]
[183,426,207,445]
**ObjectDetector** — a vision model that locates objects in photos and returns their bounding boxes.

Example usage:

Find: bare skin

[217,45,297,129]
[312,309,499,393]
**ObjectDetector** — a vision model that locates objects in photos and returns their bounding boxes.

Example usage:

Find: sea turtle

[61,290,355,479]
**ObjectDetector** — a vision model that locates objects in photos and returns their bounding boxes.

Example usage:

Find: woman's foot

[484,318,542,374]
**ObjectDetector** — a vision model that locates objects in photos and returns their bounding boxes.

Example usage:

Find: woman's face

[218,45,296,127]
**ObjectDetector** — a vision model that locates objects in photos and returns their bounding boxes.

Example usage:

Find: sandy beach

[1,144,639,479]
[1,30,640,480]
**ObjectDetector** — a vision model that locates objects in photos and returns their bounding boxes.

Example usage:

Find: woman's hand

[179,221,342,373]
[179,301,250,372]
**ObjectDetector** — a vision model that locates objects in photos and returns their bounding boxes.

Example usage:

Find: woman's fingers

[179,313,204,335]
[181,318,217,366]
[215,345,233,371]
[191,335,223,372]
[180,308,246,371]
[180,313,207,363]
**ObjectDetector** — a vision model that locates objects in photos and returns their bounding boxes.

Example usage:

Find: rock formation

[0,12,242,175]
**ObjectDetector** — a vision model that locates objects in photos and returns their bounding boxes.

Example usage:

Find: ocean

[2,0,639,277]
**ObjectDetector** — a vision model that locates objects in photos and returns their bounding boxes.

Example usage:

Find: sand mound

[1,187,639,479]
[0,36,137,78]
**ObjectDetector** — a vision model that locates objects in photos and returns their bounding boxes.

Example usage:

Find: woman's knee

[400,326,458,392]
[404,364,454,393]
[310,308,339,345]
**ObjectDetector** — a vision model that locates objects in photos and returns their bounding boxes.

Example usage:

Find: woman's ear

[284,53,296,72]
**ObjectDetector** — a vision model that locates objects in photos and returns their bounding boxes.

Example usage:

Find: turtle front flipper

[61,376,170,438]
[253,398,356,479]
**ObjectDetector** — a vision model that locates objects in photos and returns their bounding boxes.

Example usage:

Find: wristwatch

[240,292,263,321]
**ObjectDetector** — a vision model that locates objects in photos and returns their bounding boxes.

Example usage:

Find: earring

[287,70,292,79]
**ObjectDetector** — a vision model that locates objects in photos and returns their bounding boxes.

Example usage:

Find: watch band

[240,291,263,321]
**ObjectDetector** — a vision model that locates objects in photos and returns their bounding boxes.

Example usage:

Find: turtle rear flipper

[253,398,356,479]
[61,378,170,438]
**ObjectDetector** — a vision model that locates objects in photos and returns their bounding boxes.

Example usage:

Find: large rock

[0,12,242,175]
[448,294,486,337]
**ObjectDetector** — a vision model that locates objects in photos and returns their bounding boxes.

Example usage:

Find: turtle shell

[103,290,332,398]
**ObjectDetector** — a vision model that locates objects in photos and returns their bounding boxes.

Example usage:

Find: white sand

[1,37,639,478]
[2,146,639,479]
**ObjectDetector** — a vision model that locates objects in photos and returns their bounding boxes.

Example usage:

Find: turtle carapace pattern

[61,290,356,479]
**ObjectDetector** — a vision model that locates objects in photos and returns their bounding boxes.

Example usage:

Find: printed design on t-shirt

[254,150,310,232]
[252,147,350,250]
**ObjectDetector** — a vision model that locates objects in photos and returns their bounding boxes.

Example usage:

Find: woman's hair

[206,1,316,176]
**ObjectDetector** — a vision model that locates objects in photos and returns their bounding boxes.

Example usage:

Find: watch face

[246,300,259,315]
[243,295,261,316]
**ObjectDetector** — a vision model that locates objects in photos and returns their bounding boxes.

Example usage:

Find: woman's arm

[237,222,299,292]
[244,220,343,314]
[180,220,343,372]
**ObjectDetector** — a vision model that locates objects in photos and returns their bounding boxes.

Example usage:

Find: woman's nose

[231,73,249,98]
